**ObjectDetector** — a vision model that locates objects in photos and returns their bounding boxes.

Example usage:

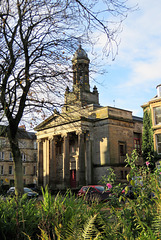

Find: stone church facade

[35,45,143,190]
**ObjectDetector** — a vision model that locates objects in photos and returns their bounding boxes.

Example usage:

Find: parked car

[121,185,155,200]
[7,187,39,199]
[77,185,111,202]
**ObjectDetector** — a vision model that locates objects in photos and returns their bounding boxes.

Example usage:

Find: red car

[77,185,111,202]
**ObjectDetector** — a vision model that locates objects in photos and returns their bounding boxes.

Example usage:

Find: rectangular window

[9,152,13,161]
[0,152,4,161]
[33,153,37,162]
[23,166,26,175]
[156,134,161,154]
[134,138,141,155]
[9,166,13,175]
[21,153,26,161]
[33,166,36,176]
[0,165,4,175]
[118,141,126,163]
[0,139,5,148]
[34,141,37,150]
[154,106,161,125]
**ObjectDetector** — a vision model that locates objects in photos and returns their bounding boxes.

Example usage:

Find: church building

[35,45,143,190]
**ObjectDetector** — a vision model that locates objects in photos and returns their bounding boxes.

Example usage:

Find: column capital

[61,132,68,138]
[37,139,46,143]
[76,130,83,135]
[48,136,55,141]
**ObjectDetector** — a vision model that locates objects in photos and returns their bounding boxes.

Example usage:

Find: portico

[36,127,93,189]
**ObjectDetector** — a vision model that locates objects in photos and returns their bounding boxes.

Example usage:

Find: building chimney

[19,125,26,130]
[156,84,161,98]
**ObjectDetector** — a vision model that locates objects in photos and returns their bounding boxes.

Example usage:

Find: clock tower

[72,44,90,92]
[64,45,99,110]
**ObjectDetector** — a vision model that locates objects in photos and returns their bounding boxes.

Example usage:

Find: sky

[94,0,161,118]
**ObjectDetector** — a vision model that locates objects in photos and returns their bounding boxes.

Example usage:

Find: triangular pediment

[34,114,58,131]
[35,111,82,131]
[35,103,102,132]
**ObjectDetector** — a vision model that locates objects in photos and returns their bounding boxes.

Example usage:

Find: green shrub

[1,153,161,239]
[0,195,40,240]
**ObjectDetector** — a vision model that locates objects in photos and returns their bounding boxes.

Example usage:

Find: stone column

[63,133,70,187]
[37,140,43,186]
[77,132,85,186]
[49,137,57,188]
[85,132,92,185]
[43,139,50,187]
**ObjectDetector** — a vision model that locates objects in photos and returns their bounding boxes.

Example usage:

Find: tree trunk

[8,133,23,196]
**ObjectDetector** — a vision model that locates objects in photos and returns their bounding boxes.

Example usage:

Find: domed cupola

[72,45,90,91]
[72,45,89,61]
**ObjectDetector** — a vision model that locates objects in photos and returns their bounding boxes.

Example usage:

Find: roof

[141,95,161,108]
[0,125,36,140]
[132,116,143,122]
[17,129,36,140]
[72,45,89,61]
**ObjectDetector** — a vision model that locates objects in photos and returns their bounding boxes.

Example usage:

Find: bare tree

[0,0,130,196]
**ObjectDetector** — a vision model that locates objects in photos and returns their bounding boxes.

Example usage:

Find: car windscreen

[94,186,104,192]
[24,188,33,193]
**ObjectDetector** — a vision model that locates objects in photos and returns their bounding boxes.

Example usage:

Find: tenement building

[0,125,37,186]
[35,45,143,190]
[141,85,161,167]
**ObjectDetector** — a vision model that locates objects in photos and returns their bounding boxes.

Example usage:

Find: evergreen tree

[142,109,155,166]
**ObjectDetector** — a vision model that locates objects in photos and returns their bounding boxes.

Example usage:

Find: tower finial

[78,38,82,48]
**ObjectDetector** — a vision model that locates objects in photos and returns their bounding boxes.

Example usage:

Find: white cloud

[109,0,161,94]
[90,0,161,117]
[118,0,161,66]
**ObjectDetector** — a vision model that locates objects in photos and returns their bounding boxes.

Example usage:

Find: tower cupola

[63,45,99,112]
[72,45,90,91]
[72,44,89,60]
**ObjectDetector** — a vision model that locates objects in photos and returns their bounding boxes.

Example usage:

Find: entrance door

[70,170,76,188]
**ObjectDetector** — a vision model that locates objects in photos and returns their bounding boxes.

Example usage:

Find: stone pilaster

[63,133,70,188]
[49,137,57,188]
[43,139,50,187]
[77,131,86,186]
[85,132,92,185]
[37,140,43,186]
